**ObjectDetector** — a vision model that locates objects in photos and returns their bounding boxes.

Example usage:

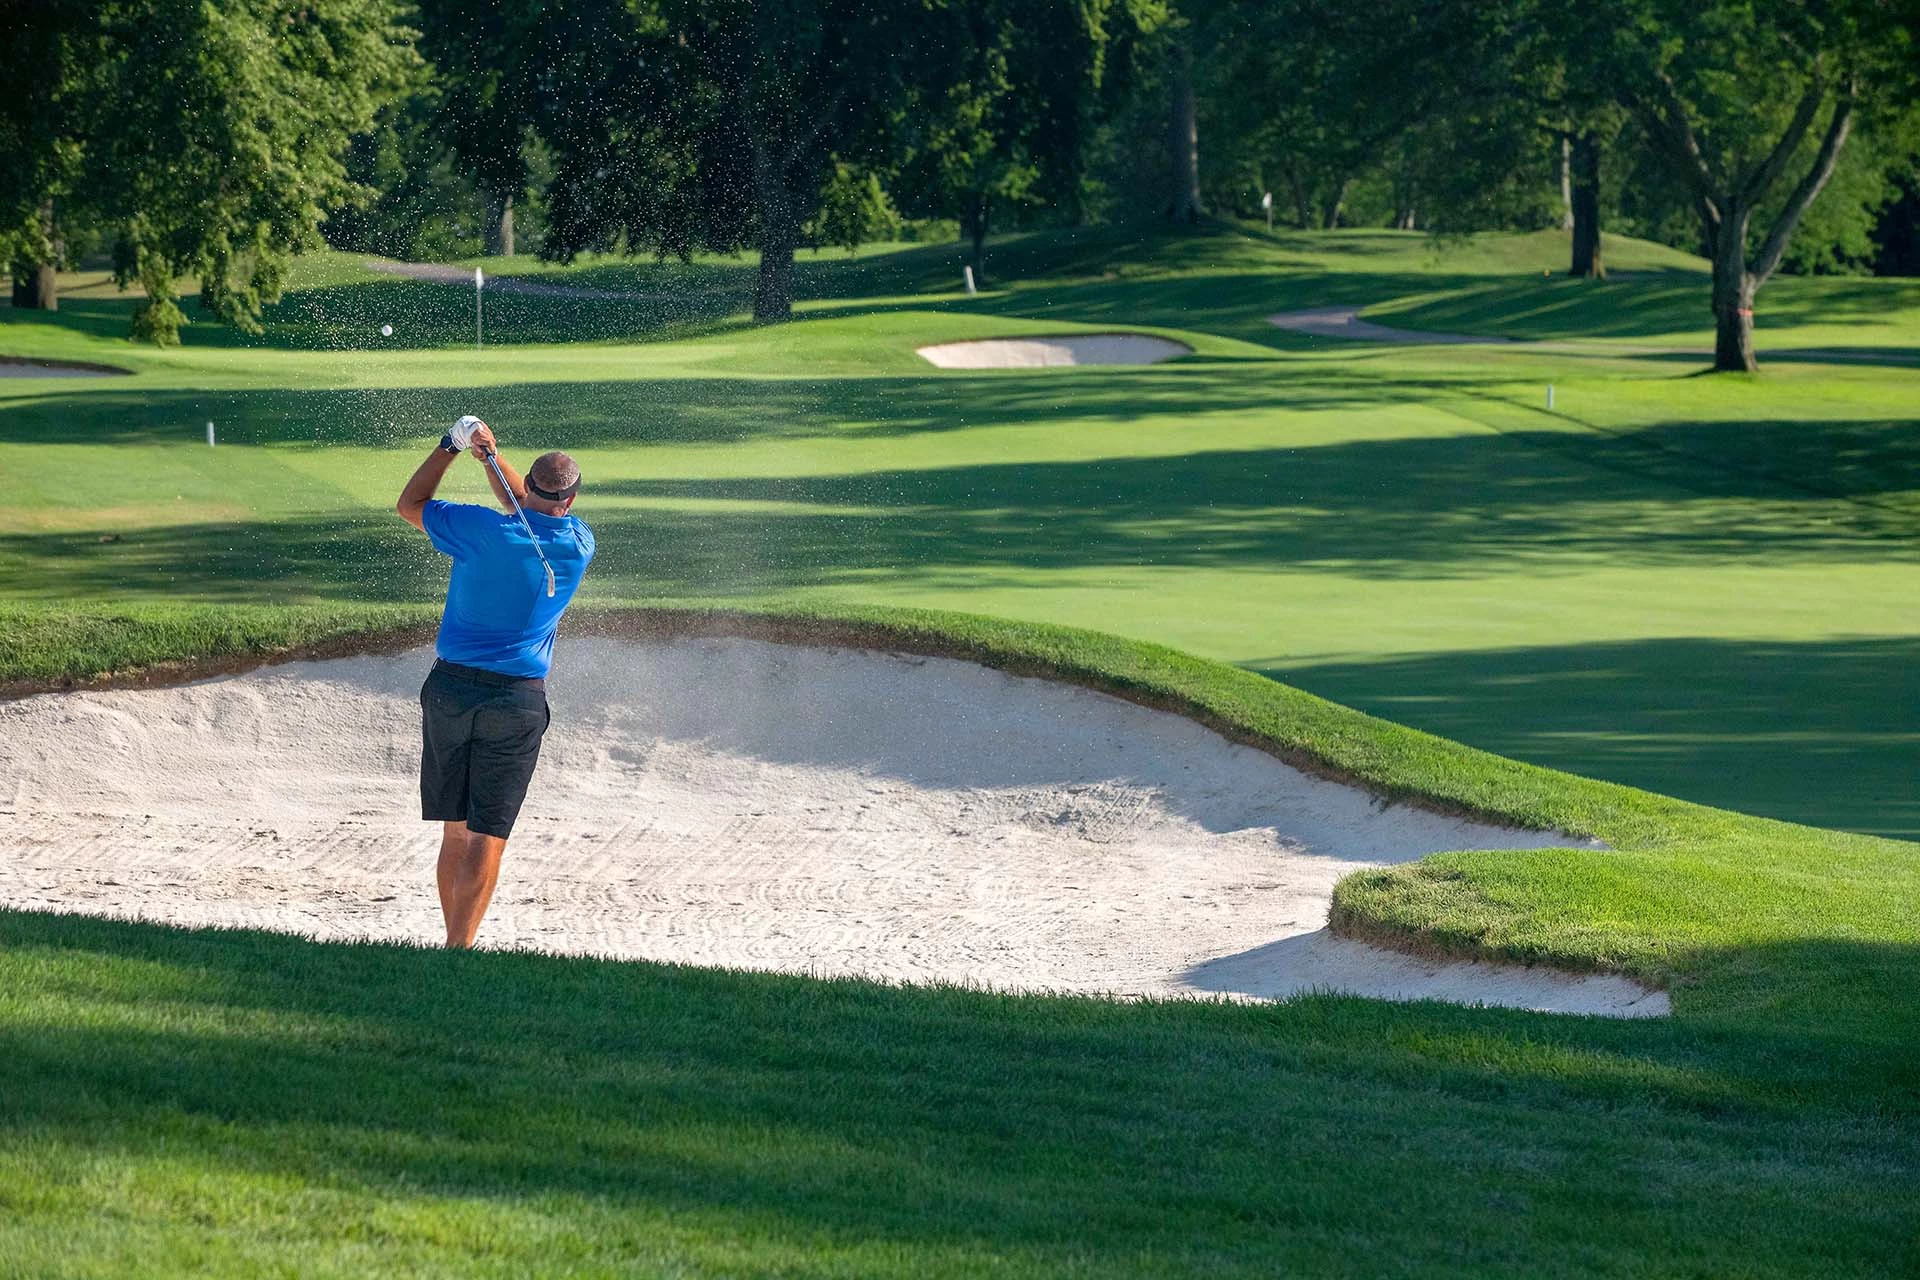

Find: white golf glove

[448,415,484,452]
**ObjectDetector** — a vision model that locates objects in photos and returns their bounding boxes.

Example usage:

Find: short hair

[528,451,580,500]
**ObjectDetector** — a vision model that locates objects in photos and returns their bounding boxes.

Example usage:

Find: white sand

[1268,307,1513,345]
[0,357,126,377]
[917,334,1192,368]
[0,637,1665,1017]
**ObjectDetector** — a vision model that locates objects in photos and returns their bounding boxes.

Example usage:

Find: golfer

[396,416,595,948]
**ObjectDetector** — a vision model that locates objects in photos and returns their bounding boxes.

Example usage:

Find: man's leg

[437,820,508,949]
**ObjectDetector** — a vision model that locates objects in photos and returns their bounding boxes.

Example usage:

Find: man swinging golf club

[396,415,595,948]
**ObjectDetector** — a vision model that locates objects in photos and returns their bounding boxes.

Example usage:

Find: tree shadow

[1266,636,1920,839]
[1378,276,1920,344]
[7,416,1916,609]
[0,912,1913,1273]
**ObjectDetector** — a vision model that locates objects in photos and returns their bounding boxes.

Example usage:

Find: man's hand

[448,415,486,453]
[467,423,497,459]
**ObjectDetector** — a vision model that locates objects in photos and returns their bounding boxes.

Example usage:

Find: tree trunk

[1559,133,1574,231]
[754,231,795,323]
[10,199,58,310]
[484,192,515,258]
[1568,131,1604,279]
[961,192,989,283]
[1319,178,1350,230]
[751,143,798,323]
[1394,145,1416,230]
[1711,205,1756,372]
[1166,36,1204,221]
[1287,169,1312,229]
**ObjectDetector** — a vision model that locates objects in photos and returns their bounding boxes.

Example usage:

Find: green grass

[3,908,1915,1279]
[3,603,1919,1277]
[4,224,1917,833]
[3,221,1920,1275]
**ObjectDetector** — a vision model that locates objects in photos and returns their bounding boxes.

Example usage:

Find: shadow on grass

[0,910,1914,1275]
[1267,636,1920,840]
[1380,276,1920,343]
[5,377,1917,835]
[7,414,1918,604]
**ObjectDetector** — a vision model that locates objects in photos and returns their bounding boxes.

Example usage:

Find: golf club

[481,446,557,598]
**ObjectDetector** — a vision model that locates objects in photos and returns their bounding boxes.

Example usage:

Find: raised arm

[396,443,459,531]
[467,423,527,508]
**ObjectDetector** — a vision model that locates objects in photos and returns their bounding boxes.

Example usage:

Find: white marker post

[1547,384,1555,410]
[206,420,216,447]
[962,264,977,295]
[474,266,484,349]
[1262,190,1273,232]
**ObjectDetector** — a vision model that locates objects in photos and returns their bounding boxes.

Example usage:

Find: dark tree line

[3,0,1917,367]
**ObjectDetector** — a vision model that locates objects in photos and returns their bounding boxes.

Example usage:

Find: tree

[1604,0,1920,371]
[1206,0,1505,230]
[892,0,1122,282]
[538,1,961,322]
[1166,23,1204,220]
[101,0,416,341]
[1,0,414,340]
[414,0,537,256]
[326,89,530,262]
[0,0,93,311]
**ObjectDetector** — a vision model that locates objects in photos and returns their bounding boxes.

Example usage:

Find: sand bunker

[0,356,129,377]
[0,637,1664,1017]
[917,334,1192,368]
[1268,307,1513,345]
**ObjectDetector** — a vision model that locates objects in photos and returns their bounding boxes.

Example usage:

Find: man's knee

[463,829,508,860]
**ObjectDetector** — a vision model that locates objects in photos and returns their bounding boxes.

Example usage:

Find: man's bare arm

[466,423,527,508]
[396,447,459,531]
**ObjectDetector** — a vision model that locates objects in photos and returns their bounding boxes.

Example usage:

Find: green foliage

[79,0,419,340]
[806,162,902,254]
[1201,0,1520,230]
[322,91,550,262]
[126,287,185,345]
[1601,0,1920,267]
[411,0,537,210]
[891,1,1123,265]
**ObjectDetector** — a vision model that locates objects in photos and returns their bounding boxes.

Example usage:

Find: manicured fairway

[4,225,1917,834]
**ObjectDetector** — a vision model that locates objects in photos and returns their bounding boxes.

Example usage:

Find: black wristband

[439,433,461,455]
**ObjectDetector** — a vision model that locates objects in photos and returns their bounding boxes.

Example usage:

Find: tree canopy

[0,0,414,341]
[1600,0,1919,368]
[5,0,1917,357]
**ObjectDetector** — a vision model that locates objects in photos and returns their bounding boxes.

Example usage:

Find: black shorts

[420,659,551,839]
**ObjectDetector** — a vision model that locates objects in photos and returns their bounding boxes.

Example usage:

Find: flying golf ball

[380,323,393,337]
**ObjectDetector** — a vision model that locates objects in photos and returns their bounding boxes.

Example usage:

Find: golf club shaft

[481,447,557,597]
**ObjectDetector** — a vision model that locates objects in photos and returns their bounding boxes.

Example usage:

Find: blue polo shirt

[421,499,595,678]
